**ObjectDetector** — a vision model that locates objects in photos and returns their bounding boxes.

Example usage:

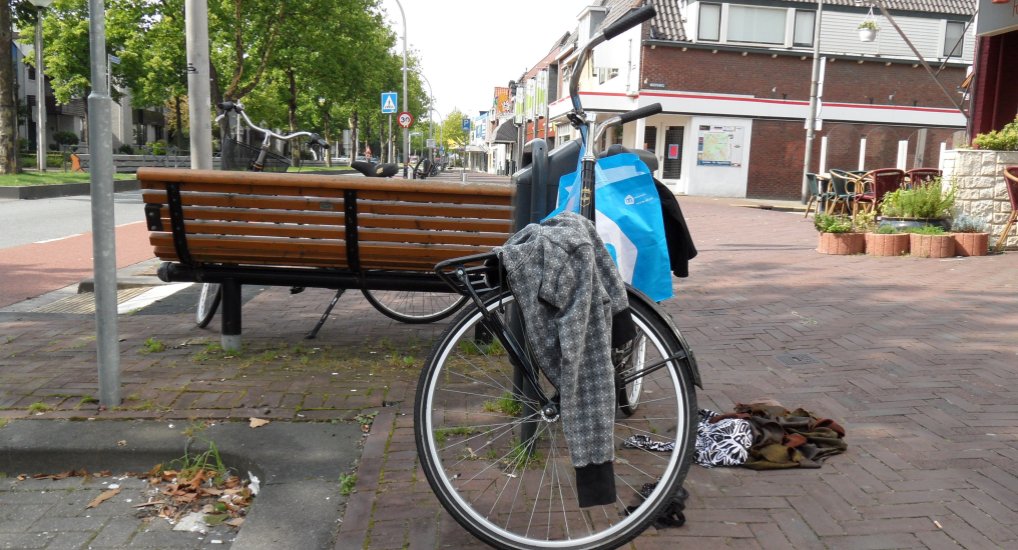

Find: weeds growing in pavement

[339,473,357,495]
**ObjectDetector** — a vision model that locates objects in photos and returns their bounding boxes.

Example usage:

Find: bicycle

[195,102,468,329]
[413,6,699,549]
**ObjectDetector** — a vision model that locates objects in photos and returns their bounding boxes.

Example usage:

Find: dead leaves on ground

[20,465,253,529]
[142,464,253,526]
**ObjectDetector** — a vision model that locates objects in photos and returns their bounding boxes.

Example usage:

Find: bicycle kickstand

[306,289,346,339]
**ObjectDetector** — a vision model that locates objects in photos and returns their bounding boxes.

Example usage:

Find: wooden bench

[138,167,514,348]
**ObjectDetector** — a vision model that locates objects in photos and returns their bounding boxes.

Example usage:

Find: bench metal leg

[220,279,242,351]
[306,289,345,339]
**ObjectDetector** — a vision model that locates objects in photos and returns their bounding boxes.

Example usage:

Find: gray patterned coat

[496,212,629,468]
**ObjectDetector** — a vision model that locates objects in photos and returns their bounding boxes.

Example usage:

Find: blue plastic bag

[545,152,673,302]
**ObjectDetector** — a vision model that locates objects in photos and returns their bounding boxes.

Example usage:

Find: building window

[728,5,785,45]
[698,3,721,42]
[943,21,964,57]
[793,10,815,47]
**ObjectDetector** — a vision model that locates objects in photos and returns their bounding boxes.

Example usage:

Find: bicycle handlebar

[216,101,329,148]
[603,5,656,40]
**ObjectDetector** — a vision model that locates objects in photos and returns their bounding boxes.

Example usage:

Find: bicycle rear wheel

[195,283,221,328]
[415,291,697,549]
[361,289,468,324]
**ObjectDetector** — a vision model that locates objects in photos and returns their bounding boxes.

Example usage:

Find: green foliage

[951,213,987,233]
[339,473,357,495]
[141,337,165,353]
[53,131,79,146]
[28,402,51,414]
[813,213,854,233]
[972,116,1018,151]
[879,180,955,219]
[857,20,879,31]
[906,225,947,235]
[117,144,135,155]
[482,392,524,417]
[875,224,900,234]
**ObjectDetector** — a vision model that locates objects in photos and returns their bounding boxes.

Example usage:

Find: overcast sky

[378,0,591,121]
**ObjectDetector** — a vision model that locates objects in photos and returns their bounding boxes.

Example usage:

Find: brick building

[536,0,974,199]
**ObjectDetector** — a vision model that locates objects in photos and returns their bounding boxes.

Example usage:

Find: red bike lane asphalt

[0,221,154,308]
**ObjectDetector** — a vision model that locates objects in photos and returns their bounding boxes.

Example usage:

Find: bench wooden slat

[151,210,511,233]
[138,167,513,199]
[144,191,512,221]
[150,223,506,247]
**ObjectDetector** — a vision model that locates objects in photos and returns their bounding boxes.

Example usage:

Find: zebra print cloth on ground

[695,409,753,467]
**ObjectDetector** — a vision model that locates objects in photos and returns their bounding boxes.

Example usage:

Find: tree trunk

[0,4,19,174]
[174,95,184,150]
[286,68,298,166]
[351,111,358,166]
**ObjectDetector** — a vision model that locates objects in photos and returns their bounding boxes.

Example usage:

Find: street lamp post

[417,72,436,159]
[393,0,409,177]
[801,1,823,203]
[29,0,54,172]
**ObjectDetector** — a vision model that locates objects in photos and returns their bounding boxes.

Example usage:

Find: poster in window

[667,144,680,159]
[696,125,745,167]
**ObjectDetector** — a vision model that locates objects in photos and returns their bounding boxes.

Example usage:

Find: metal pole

[185,0,212,169]
[87,0,120,407]
[394,0,409,177]
[388,114,392,163]
[34,11,47,171]
[801,1,823,203]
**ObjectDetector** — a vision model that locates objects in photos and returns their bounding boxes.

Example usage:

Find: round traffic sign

[398,111,414,128]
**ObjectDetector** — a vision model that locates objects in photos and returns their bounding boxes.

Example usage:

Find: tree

[0,2,17,173]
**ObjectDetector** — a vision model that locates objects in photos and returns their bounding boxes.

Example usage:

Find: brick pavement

[2,194,1017,548]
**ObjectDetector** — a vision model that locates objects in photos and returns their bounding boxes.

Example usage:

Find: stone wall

[941,149,1018,250]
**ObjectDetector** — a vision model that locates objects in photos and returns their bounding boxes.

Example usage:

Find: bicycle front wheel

[415,291,697,550]
[361,289,468,324]
[195,283,222,328]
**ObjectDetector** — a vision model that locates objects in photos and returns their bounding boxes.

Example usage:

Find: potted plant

[951,214,990,256]
[866,225,910,256]
[879,179,956,232]
[858,20,879,42]
[815,213,865,255]
[908,225,955,258]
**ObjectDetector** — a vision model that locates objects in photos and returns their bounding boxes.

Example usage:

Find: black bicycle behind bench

[195,102,469,332]
[412,6,700,549]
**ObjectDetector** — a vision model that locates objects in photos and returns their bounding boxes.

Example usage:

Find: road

[0,192,155,308]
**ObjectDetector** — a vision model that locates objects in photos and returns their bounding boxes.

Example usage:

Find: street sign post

[381,92,397,114]
[398,111,414,129]
[462,117,470,131]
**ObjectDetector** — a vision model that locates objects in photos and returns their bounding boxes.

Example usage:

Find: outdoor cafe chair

[803,172,832,218]
[856,168,906,215]
[905,167,942,188]
[826,169,864,217]
[993,166,1018,252]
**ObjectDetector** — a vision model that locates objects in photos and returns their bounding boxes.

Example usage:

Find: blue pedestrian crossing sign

[381,92,398,114]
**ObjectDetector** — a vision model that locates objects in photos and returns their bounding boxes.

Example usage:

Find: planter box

[910,233,956,258]
[865,233,910,256]
[953,232,989,256]
[818,232,865,255]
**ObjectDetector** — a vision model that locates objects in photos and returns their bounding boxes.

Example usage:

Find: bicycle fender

[625,285,703,389]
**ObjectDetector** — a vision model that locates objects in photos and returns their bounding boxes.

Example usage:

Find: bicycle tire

[615,333,647,417]
[414,291,697,549]
[195,283,222,328]
[414,157,430,180]
[361,289,467,324]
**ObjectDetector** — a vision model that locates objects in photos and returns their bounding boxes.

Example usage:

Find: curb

[0,419,364,549]
[0,179,140,200]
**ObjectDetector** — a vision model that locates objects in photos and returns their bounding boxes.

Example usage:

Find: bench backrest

[139,168,514,272]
